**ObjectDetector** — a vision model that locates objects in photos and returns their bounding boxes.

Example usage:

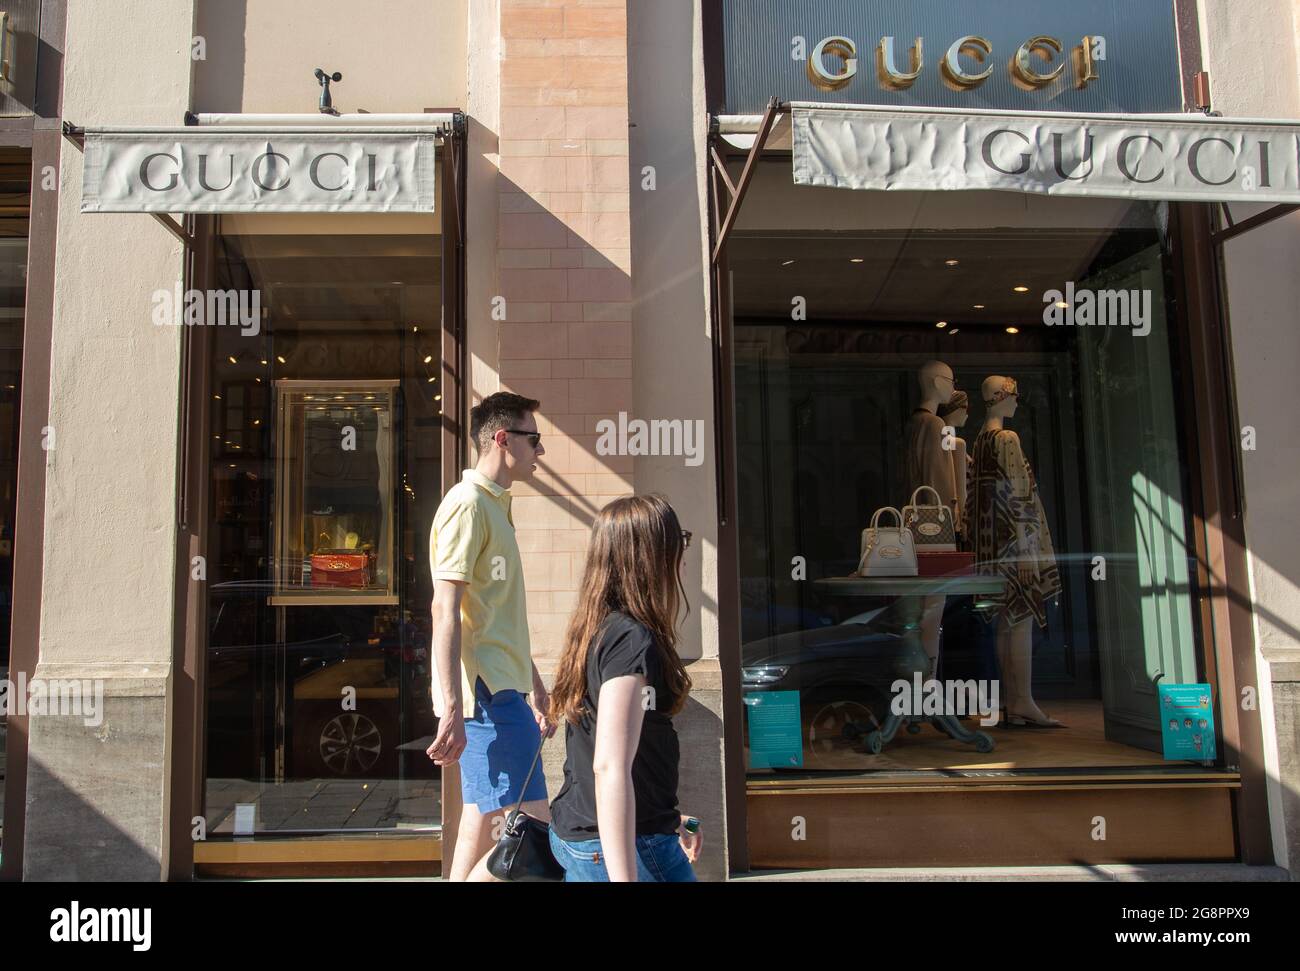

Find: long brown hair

[549,494,692,724]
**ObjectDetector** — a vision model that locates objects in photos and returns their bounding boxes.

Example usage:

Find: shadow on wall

[486,164,719,641]
[20,752,163,881]
[193,0,248,113]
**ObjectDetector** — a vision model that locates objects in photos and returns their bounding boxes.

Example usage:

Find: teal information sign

[1158,683,1216,762]
[745,690,804,769]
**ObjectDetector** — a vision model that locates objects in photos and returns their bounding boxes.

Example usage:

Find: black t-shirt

[550,611,681,841]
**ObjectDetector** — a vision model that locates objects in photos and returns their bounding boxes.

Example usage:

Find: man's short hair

[470,391,540,453]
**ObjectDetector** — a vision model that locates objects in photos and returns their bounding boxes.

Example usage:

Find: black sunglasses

[504,428,542,449]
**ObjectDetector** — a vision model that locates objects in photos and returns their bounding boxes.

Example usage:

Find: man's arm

[426,578,467,765]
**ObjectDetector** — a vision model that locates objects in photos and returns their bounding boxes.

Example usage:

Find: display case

[271,379,399,605]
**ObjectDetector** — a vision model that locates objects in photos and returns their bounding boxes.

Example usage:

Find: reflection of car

[207,581,437,781]
[741,606,907,764]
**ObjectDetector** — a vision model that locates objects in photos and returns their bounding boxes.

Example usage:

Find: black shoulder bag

[484,740,566,881]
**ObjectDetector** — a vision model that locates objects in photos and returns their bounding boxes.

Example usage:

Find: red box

[310,551,373,589]
[917,551,975,577]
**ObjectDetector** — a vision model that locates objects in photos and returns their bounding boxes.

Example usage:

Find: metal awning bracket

[1212,203,1299,246]
[710,97,784,265]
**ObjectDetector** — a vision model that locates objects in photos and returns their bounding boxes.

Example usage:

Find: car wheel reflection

[318,712,384,775]
[807,700,881,765]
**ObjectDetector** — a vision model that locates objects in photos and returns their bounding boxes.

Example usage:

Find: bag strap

[870,506,902,530]
[908,485,942,508]
[510,735,547,816]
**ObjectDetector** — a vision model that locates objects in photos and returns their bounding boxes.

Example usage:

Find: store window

[202,230,443,835]
[0,146,29,851]
[733,198,1216,776]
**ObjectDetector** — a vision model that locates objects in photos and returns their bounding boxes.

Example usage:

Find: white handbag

[903,485,957,553]
[857,506,918,577]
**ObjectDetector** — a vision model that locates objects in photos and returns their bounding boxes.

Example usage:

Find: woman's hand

[677,815,703,864]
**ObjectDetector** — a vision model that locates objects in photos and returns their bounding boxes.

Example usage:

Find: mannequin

[904,361,959,677]
[970,376,1063,727]
[937,390,971,543]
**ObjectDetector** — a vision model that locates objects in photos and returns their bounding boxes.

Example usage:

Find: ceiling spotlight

[227,356,238,365]
[973,304,986,310]
[1006,326,1020,334]
[850,258,864,263]
[949,328,960,335]
[944,259,960,266]
[935,321,948,329]
[423,355,433,364]
[781,260,796,267]
[1013,286,1030,293]
[276,355,286,364]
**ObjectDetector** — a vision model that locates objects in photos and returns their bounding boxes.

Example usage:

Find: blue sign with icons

[1158,683,1216,762]
[745,690,805,768]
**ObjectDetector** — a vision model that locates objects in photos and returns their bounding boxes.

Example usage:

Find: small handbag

[310,551,373,588]
[484,740,565,882]
[857,506,918,577]
[903,485,957,553]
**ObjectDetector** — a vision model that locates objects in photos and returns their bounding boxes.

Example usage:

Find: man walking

[426,391,552,881]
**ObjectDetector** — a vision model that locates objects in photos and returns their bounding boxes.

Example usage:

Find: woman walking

[547,495,703,882]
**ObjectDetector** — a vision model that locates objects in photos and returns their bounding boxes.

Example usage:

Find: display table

[812,574,1008,754]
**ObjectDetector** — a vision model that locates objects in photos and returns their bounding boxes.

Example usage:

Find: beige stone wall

[492,0,635,661]
[27,0,197,880]
[1198,0,1300,875]
[193,0,467,113]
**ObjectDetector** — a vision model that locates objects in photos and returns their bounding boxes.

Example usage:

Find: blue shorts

[548,829,697,883]
[460,677,548,813]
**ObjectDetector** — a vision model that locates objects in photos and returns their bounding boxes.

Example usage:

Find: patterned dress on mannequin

[970,427,1061,627]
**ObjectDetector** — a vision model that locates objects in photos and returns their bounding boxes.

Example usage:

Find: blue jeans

[549,828,697,882]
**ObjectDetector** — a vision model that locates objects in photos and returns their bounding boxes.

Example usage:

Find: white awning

[79,114,450,214]
[765,103,1300,204]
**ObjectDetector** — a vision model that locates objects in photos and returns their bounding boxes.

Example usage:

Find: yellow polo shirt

[429,469,533,717]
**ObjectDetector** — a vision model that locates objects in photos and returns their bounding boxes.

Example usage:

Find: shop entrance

[199,229,445,851]
[711,136,1258,868]
[731,210,1205,776]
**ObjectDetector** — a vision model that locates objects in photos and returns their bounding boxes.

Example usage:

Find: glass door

[202,231,445,837]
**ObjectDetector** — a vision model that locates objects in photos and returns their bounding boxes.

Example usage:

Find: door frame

[706,125,1275,868]
[167,117,468,879]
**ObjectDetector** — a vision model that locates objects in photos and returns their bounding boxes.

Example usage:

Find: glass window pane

[203,233,442,836]
[732,203,1212,778]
